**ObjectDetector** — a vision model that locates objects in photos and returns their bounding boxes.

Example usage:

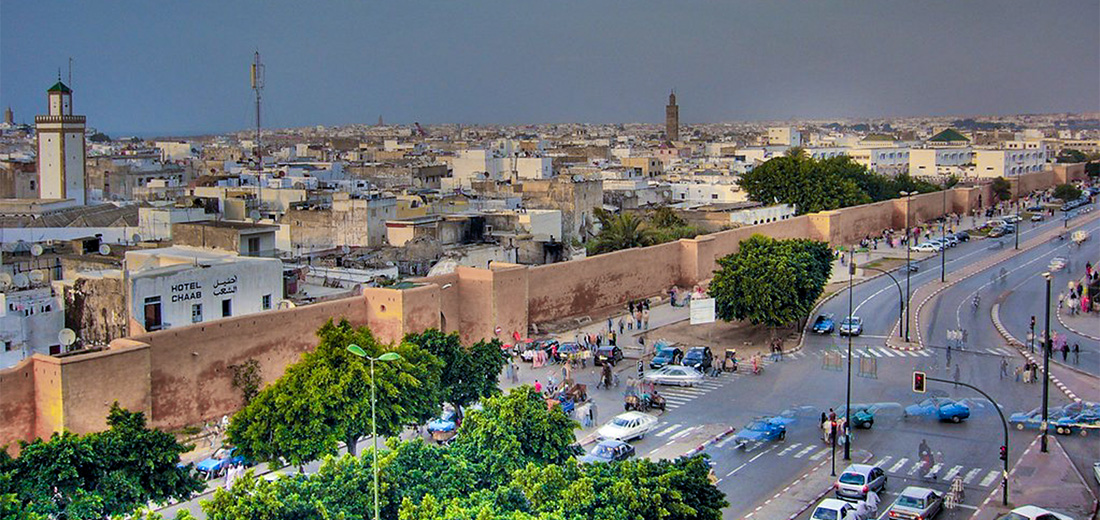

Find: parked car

[650,346,683,369]
[556,342,584,361]
[520,339,558,362]
[734,417,787,444]
[1031,213,1044,222]
[839,316,863,336]
[812,313,836,334]
[904,397,971,423]
[1004,214,1023,223]
[810,498,857,520]
[1010,407,1058,431]
[886,486,943,520]
[1054,409,1100,436]
[196,447,250,479]
[597,411,658,441]
[682,346,713,372]
[954,231,970,242]
[911,243,940,253]
[996,505,1074,520]
[578,439,636,464]
[643,365,705,387]
[834,463,887,501]
[904,262,920,272]
[989,227,1008,238]
[594,345,624,366]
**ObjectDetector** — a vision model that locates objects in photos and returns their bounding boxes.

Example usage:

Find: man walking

[1073,344,1080,364]
[1000,358,1008,379]
[953,364,960,387]
[946,344,952,367]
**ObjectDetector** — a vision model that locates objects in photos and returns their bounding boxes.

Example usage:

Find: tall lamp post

[941,187,947,283]
[860,266,905,339]
[900,191,914,342]
[1014,178,1020,250]
[347,345,403,520]
[845,255,854,460]
[1040,273,1052,453]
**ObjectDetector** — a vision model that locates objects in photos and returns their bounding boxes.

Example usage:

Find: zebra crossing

[788,345,1017,360]
[657,376,729,410]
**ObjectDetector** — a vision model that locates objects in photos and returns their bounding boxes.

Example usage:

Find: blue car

[1010,408,1055,431]
[1055,410,1100,436]
[578,439,635,464]
[427,409,459,434]
[196,447,250,479]
[650,346,683,369]
[904,398,970,423]
[734,417,787,445]
[812,314,835,334]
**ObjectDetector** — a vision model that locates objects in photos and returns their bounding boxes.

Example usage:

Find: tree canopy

[990,177,1012,202]
[0,403,202,520]
[588,208,702,255]
[228,319,443,466]
[404,329,509,415]
[1053,183,1083,202]
[708,235,834,328]
[738,154,938,215]
[201,385,727,520]
[1056,149,1087,163]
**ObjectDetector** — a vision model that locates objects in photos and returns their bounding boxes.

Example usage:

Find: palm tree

[589,212,657,254]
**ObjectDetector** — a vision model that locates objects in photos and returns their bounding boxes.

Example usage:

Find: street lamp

[346,344,403,520]
[941,187,947,283]
[859,266,905,339]
[845,255,854,460]
[1040,273,1051,453]
[1014,178,1020,250]
[900,191,914,342]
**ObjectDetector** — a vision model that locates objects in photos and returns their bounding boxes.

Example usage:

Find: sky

[2,0,1098,136]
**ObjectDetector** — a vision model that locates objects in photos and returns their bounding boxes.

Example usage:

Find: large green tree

[0,404,202,520]
[990,177,1012,202]
[228,319,443,467]
[1053,183,1083,202]
[1057,149,1087,163]
[709,235,833,330]
[588,210,657,254]
[404,329,508,418]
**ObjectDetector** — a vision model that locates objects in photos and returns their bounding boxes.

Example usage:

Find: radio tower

[250,51,265,220]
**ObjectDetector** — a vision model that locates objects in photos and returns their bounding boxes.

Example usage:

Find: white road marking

[656,424,681,437]
[809,447,830,460]
[669,426,697,441]
[714,435,739,449]
[777,443,802,456]
[793,445,817,458]
[869,349,884,357]
[925,462,942,478]
[963,468,982,484]
[980,470,999,487]
[726,462,748,477]
[889,458,908,473]
[907,461,922,476]
[880,349,896,357]
[916,350,932,357]
[743,441,764,453]
[985,348,1001,355]
[748,446,775,462]
[666,404,680,409]
[943,465,963,481]
[874,456,893,468]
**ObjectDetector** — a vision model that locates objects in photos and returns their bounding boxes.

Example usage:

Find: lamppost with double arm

[900,191,914,342]
[347,345,403,520]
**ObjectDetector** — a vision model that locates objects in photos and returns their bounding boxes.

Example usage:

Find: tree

[88,132,111,143]
[650,206,686,228]
[228,358,262,404]
[588,210,657,254]
[738,155,870,215]
[1057,149,1087,163]
[708,235,833,331]
[228,319,443,467]
[990,177,1012,202]
[1053,183,1083,202]
[0,403,202,520]
[404,329,508,419]
[452,385,578,486]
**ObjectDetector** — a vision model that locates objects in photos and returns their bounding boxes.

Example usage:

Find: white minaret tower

[36,79,86,204]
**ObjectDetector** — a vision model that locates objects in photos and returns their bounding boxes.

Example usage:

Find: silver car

[887,486,942,520]
[642,365,704,387]
[834,463,886,501]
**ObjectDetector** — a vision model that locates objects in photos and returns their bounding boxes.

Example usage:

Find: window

[711,193,718,199]
[3,341,11,352]
[143,296,163,331]
[262,294,272,310]
[247,236,261,255]
[222,299,232,317]
[191,304,203,323]
[29,180,35,190]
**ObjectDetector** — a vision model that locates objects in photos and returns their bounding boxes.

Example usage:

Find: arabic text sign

[690,297,716,325]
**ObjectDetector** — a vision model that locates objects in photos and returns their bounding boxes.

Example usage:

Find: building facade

[35,81,86,204]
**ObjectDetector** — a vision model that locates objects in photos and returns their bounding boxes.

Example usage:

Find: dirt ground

[639,317,799,356]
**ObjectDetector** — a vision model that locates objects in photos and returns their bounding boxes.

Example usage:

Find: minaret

[665,90,679,142]
[3,106,12,125]
[36,80,86,204]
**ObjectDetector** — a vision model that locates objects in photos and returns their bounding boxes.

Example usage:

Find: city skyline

[2,0,1098,136]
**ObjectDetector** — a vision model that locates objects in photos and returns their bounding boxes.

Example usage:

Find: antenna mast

[250,51,265,219]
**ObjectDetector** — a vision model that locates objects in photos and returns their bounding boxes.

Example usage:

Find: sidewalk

[742,449,872,520]
[969,435,1097,520]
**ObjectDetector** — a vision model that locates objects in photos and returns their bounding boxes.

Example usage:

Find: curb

[991,303,1081,403]
[1055,270,1100,342]
[684,426,737,458]
[743,450,874,520]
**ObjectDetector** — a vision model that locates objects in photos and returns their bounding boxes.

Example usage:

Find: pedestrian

[505,362,514,383]
[953,364,960,387]
[865,489,880,517]
[642,308,650,329]
[1000,358,1008,379]
[1073,344,1080,364]
[628,300,635,315]
[828,408,836,422]
[946,344,952,367]
[1030,362,1038,383]
[1062,344,1069,362]
[511,362,519,384]
[1058,292,1065,309]
[534,379,542,394]
[607,317,613,332]
[619,317,626,333]
[590,401,598,426]
[561,363,569,382]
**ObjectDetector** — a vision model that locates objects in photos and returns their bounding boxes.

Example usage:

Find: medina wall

[0,358,39,450]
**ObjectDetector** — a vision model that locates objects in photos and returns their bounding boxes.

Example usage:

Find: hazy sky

[2,0,1098,136]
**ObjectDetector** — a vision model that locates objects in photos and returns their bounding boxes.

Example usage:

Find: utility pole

[251,51,264,219]
[1014,178,1020,250]
[845,255,854,460]
[901,191,913,342]
[1041,272,1052,453]
[941,187,947,283]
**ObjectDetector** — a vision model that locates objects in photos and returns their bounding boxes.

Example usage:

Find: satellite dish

[249,210,261,220]
[30,244,44,257]
[29,270,46,284]
[341,245,351,254]
[13,273,29,288]
[98,244,111,256]
[58,328,77,347]
[132,233,143,243]
[0,273,11,291]
[277,300,296,310]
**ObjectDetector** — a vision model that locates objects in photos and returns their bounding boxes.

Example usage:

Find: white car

[597,411,658,441]
[910,243,941,253]
[1049,257,1067,272]
[999,505,1075,520]
[1031,214,1044,222]
[642,365,705,387]
[809,498,856,520]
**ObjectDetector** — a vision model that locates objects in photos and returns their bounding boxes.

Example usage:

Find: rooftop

[928,128,970,143]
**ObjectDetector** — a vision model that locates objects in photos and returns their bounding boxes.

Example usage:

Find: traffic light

[913,371,926,393]
[999,445,1007,461]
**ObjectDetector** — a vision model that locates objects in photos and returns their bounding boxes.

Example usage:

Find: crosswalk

[657,376,728,410]
[787,346,1017,359]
